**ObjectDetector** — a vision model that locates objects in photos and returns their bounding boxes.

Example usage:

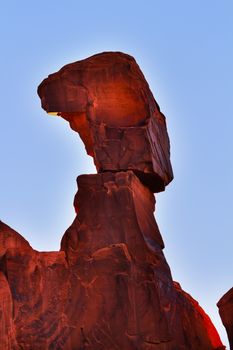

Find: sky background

[0,0,232,348]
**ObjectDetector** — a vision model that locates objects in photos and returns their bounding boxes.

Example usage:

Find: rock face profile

[0,52,225,349]
[218,288,233,349]
[38,52,173,192]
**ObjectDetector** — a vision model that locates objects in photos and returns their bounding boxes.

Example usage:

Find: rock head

[0,52,225,349]
[38,52,173,192]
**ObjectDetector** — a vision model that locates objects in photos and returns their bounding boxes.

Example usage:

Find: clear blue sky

[0,1,232,347]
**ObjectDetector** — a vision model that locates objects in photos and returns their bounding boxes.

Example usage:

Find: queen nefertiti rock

[38,52,173,192]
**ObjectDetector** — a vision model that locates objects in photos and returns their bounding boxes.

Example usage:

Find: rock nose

[38,76,67,113]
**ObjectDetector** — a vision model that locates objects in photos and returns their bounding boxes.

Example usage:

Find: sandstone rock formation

[0,185,224,350]
[218,288,233,349]
[0,52,225,349]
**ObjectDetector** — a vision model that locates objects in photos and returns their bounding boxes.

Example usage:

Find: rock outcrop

[0,182,224,350]
[0,52,225,349]
[218,288,233,349]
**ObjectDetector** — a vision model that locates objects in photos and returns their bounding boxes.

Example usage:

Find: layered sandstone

[0,52,225,349]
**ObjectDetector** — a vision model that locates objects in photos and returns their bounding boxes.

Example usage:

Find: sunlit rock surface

[0,52,225,349]
[218,288,233,349]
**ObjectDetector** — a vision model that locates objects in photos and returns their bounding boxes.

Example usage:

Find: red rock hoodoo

[0,52,225,349]
[218,288,233,349]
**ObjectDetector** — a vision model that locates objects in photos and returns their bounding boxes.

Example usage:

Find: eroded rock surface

[218,288,233,349]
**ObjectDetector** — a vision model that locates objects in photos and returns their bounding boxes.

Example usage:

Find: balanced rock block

[38,52,173,192]
[218,288,233,349]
